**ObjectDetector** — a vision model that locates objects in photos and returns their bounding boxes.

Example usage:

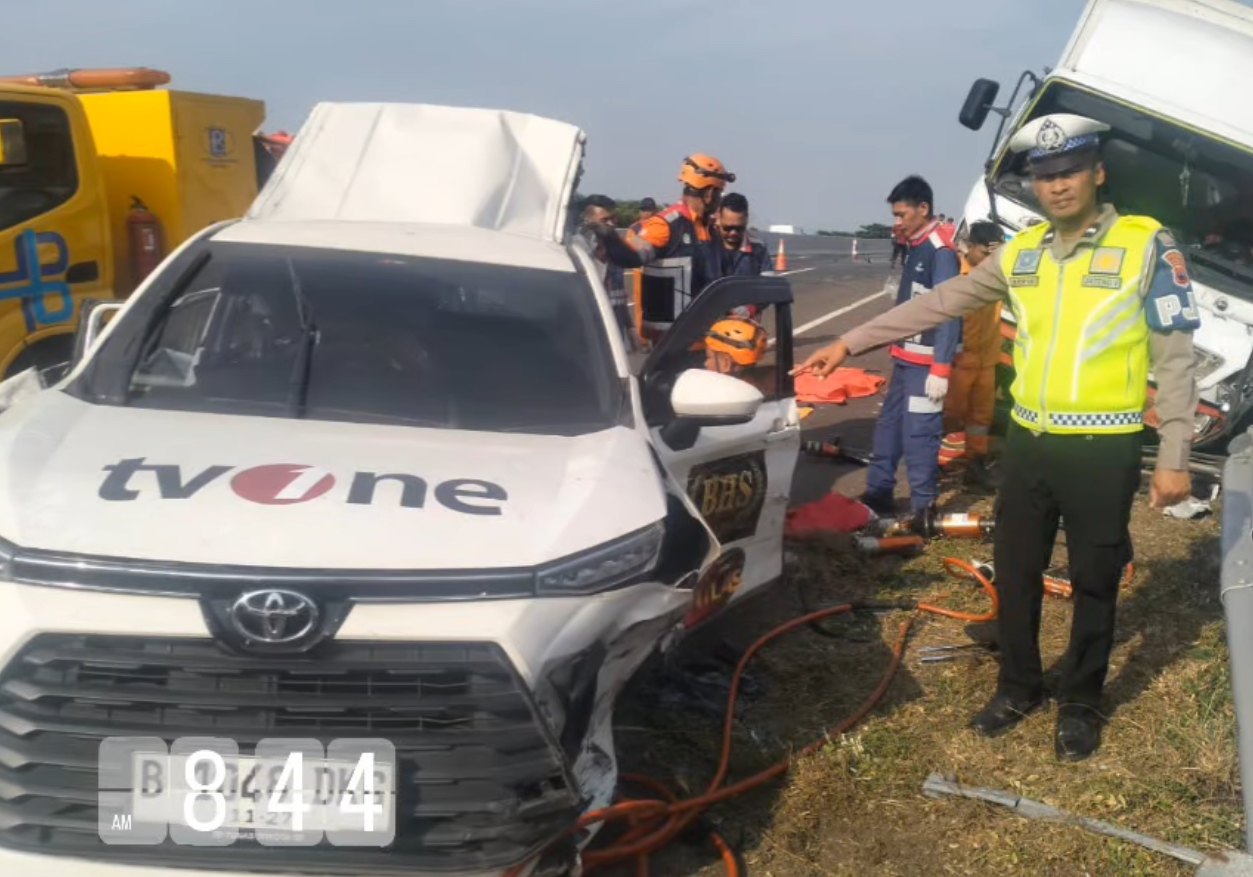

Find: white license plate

[130,752,395,838]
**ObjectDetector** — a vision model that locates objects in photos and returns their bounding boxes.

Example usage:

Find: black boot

[1055,704,1103,762]
[860,491,897,518]
[970,692,1044,738]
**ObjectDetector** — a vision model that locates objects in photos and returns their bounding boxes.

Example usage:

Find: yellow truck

[0,67,269,381]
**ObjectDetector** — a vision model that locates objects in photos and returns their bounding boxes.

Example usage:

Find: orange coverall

[939,256,1002,463]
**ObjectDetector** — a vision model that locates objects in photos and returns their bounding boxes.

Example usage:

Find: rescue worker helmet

[679,154,736,191]
[706,317,767,367]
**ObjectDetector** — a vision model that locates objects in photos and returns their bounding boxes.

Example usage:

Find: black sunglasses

[721,224,747,234]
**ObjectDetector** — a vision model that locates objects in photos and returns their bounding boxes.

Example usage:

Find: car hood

[0,393,664,569]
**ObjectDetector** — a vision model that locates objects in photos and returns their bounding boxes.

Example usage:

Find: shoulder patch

[1145,240,1201,333]
[1162,249,1190,288]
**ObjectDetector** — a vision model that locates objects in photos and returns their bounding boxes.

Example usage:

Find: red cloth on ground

[785,493,872,539]
[794,368,886,405]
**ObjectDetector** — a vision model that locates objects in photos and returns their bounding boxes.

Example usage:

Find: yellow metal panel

[78,90,177,294]
[168,92,265,242]
[79,89,265,294]
[0,87,112,376]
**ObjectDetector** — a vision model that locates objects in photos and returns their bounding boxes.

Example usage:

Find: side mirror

[71,300,125,371]
[959,78,1001,132]
[662,368,764,450]
[0,119,27,166]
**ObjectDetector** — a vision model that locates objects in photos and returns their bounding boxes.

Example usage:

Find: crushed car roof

[247,102,588,245]
[212,219,577,273]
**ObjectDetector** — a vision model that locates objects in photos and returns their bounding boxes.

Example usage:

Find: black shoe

[963,621,999,647]
[963,457,1000,491]
[970,693,1043,738]
[861,492,897,518]
[1055,705,1103,762]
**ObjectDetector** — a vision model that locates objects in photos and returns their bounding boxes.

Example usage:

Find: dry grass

[614,483,1237,876]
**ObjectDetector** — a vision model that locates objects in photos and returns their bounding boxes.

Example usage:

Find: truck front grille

[0,635,580,874]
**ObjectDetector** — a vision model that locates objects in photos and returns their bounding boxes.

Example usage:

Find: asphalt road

[765,235,901,507]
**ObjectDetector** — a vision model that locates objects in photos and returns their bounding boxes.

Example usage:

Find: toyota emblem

[230,590,319,645]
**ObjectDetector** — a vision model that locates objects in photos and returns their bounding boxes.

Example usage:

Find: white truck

[0,102,801,877]
[956,0,1253,464]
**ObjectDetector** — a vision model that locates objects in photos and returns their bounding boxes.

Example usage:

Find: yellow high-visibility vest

[999,214,1160,434]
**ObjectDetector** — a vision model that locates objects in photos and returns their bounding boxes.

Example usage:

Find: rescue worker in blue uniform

[861,175,962,517]
[715,193,774,277]
[793,114,1200,762]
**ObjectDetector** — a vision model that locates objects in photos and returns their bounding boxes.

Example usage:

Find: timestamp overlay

[98,737,397,847]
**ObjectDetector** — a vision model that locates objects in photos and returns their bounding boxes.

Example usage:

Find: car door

[639,276,800,625]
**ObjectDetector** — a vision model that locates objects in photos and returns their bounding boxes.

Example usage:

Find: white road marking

[792,281,894,337]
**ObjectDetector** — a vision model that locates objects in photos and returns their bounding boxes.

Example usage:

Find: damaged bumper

[0,577,695,877]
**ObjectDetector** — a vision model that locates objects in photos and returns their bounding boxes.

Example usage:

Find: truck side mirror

[959,79,1001,131]
[0,119,28,166]
[71,300,126,371]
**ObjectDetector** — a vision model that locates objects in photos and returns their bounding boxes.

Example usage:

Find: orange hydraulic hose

[505,557,1000,877]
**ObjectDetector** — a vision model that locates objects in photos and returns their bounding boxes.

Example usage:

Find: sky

[4,0,1242,230]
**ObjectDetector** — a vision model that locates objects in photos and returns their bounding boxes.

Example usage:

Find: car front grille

[0,635,580,874]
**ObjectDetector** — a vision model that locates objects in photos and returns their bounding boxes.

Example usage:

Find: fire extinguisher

[126,196,165,290]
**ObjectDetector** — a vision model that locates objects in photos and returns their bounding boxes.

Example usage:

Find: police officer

[592,154,734,341]
[793,114,1200,761]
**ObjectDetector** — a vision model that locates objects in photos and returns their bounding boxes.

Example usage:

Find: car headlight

[536,522,664,596]
[1193,346,1225,383]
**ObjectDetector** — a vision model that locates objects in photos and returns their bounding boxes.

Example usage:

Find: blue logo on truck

[0,230,74,329]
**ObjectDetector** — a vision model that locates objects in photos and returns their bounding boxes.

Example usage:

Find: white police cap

[1008,113,1110,175]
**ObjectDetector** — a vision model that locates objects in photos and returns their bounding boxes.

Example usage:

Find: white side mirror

[670,368,763,421]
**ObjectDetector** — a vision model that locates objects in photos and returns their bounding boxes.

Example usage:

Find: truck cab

[0,69,265,383]
[956,0,1253,457]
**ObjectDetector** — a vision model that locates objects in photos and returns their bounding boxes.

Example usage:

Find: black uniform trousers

[993,423,1141,708]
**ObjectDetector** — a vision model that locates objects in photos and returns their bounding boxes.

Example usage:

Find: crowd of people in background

[574,161,1000,493]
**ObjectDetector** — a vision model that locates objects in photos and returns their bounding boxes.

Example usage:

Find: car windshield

[85,242,623,436]
[993,81,1253,300]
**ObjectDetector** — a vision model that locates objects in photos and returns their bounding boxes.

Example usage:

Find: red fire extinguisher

[126,196,165,291]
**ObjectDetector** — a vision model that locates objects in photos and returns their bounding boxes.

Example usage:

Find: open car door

[640,275,801,627]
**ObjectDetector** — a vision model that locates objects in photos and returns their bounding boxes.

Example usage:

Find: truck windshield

[993,81,1253,299]
[81,243,624,437]
[0,100,78,233]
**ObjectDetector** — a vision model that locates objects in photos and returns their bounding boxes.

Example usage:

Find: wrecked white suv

[0,102,800,877]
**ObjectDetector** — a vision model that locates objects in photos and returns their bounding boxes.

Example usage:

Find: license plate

[130,751,395,839]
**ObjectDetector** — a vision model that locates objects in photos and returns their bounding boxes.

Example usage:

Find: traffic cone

[775,239,788,271]
[851,239,860,262]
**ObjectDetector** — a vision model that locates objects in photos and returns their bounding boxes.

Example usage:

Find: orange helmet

[706,317,767,367]
[679,154,736,191]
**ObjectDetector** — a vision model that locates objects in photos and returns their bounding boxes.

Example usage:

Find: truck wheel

[5,336,75,385]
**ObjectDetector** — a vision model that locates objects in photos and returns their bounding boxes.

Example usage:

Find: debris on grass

[617,491,1238,876]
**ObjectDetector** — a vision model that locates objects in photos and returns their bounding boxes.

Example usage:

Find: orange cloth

[794,368,886,405]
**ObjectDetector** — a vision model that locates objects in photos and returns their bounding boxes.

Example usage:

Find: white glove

[925,374,949,403]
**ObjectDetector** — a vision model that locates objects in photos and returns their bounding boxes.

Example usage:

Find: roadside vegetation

[617,485,1236,876]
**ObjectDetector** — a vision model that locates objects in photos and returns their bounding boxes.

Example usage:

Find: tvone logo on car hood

[97,458,508,515]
